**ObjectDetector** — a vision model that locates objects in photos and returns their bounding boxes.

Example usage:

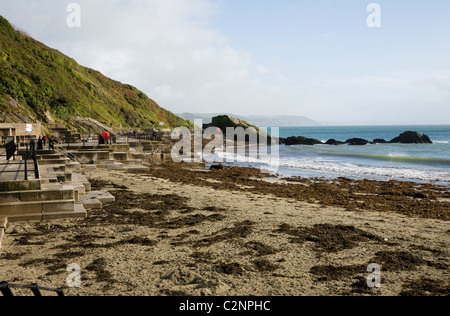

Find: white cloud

[1,0,449,124]
[294,70,450,123]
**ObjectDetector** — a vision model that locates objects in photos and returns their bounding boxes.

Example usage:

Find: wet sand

[0,163,449,296]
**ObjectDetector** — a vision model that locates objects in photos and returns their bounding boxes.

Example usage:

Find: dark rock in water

[345,138,373,146]
[373,139,388,144]
[210,164,225,170]
[390,131,433,144]
[283,136,323,146]
[325,139,345,145]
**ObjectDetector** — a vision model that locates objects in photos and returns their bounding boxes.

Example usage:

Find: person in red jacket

[102,131,110,144]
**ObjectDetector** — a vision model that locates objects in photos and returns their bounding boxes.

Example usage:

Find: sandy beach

[0,163,449,296]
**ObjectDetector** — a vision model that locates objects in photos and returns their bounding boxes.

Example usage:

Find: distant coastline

[178,113,320,127]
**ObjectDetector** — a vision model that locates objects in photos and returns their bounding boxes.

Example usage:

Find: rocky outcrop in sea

[280,131,433,146]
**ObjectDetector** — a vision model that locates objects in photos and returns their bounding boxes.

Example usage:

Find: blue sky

[1,0,449,124]
[212,0,450,80]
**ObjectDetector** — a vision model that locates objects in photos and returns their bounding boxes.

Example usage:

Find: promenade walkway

[0,160,37,181]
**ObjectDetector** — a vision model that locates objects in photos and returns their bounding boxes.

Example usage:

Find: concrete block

[0,191,20,203]
[113,152,128,162]
[0,202,43,216]
[56,174,66,183]
[7,214,43,223]
[43,204,87,220]
[106,163,124,170]
[0,180,41,192]
[112,144,130,152]
[123,165,149,171]
[81,164,97,170]
[0,227,4,248]
[42,200,75,213]
[18,189,72,202]
[123,159,143,165]
[72,151,110,163]
[66,162,81,171]
[0,216,7,229]
[74,184,86,195]
[80,191,115,205]
[79,198,102,210]
[36,149,56,155]
[82,182,91,193]
[62,188,75,200]
[145,153,162,165]
[73,189,79,202]
[38,154,64,160]
[38,158,70,165]
[65,172,73,182]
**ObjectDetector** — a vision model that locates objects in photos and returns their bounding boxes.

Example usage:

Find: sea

[211,125,450,185]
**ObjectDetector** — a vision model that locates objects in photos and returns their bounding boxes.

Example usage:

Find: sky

[1,0,449,125]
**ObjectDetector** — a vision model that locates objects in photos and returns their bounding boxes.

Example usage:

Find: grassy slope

[0,16,192,130]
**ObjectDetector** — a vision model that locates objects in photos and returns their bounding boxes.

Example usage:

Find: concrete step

[40,178,59,184]
[131,153,162,164]
[77,190,116,209]
[42,204,87,221]
[58,171,72,183]
[123,165,149,171]
[0,216,7,248]
[0,199,76,218]
[0,180,41,192]
[82,191,115,205]
[78,197,102,210]
[37,154,64,160]
[72,173,90,189]
[5,205,86,222]
[112,144,130,152]
[0,187,74,203]
[0,227,4,248]
[95,159,115,165]
[112,152,129,162]
[36,150,57,155]
[16,149,55,156]
[66,162,81,171]
[71,173,91,200]
[72,185,85,199]
[71,151,111,164]
[123,159,143,165]
[0,216,7,229]
[81,164,97,170]
[130,153,144,159]
[96,163,124,170]
[38,158,70,166]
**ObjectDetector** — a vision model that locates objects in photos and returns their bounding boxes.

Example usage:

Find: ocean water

[213,125,450,184]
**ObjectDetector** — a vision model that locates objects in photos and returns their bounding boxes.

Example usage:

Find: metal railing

[0,140,40,181]
[116,132,162,145]
[0,281,64,297]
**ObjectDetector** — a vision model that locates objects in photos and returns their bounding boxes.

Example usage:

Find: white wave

[213,151,450,182]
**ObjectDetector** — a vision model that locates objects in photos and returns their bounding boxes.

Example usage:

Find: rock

[390,131,433,144]
[373,138,388,144]
[211,115,271,144]
[345,138,372,146]
[162,268,204,286]
[210,164,225,170]
[325,139,345,145]
[197,280,231,296]
[282,136,323,146]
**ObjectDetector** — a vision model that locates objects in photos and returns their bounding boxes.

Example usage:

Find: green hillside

[0,16,192,130]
